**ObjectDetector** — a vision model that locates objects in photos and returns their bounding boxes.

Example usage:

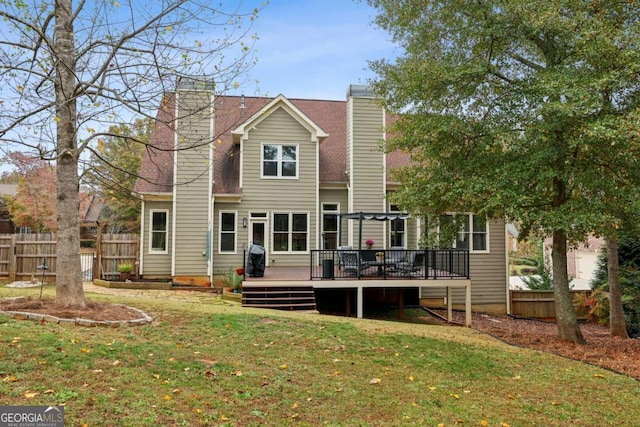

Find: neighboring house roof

[134,92,410,195]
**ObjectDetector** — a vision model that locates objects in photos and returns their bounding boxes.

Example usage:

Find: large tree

[368,0,640,343]
[0,1,259,307]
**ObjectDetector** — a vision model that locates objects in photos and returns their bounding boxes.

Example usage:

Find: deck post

[446,286,452,323]
[357,286,363,318]
[465,282,472,326]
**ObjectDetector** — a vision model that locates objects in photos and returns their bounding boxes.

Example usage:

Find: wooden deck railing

[310,249,469,280]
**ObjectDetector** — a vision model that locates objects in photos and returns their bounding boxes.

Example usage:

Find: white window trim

[442,213,490,253]
[271,212,309,254]
[218,210,237,254]
[260,143,299,179]
[149,209,169,254]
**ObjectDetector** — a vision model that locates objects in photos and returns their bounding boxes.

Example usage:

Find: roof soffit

[231,94,329,143]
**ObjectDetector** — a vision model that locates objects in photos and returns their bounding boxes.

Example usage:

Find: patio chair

[386,246,407,267]
[396,251,426,277]
[337,245,352,270]
[339,251,374,276]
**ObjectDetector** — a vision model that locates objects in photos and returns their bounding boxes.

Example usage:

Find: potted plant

[365,239,375,250]
[117,263,133,281]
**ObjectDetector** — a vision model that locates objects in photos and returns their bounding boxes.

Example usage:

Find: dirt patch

[430,309,640,380]
[0,297,143,322]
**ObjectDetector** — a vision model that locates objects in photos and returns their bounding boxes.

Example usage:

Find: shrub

[221,267,243,291]
[117,263,133,273]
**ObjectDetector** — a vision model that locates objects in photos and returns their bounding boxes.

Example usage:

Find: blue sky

[242,0,397,100]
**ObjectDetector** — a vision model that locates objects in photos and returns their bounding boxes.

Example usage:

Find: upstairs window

[262,144,298,178]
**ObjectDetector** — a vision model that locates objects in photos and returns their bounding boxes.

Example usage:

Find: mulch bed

[429,309,640,380]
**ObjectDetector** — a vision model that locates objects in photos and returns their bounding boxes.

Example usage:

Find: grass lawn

[1,285,639,426]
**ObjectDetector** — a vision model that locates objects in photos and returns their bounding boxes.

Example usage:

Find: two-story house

[134,79,509,315]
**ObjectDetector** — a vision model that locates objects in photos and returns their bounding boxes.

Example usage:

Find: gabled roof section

[231,94,329,144]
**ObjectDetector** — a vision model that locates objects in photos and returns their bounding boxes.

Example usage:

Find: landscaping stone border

[0,297,153,327]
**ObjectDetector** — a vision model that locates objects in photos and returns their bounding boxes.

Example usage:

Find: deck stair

[242,285,317,312]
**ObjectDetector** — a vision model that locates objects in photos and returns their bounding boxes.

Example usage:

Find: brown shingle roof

[135,93,406,195]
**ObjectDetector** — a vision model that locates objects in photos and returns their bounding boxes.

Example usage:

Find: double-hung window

[389,205,406,247]
[150,210,168,253]
[441,214,488,252]
[262,144,298,178]
[273,213,308,252]
[219,211,236,253]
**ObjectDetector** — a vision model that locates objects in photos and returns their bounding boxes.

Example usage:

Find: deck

[241,249,472,326]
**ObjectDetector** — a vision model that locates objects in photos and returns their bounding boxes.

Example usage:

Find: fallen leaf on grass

[449,393,460,399]
[279,364,288,369]
[594,373,605,378]
[25,391,38,398]
[407,375,414,381]
[428,386,436,391]
[44,389,55,394]
[369,378,381,385]
[163,395,172,401]
[480,421,489,426]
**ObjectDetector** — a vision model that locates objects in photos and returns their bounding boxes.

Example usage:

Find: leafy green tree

[84,119,151,233]
[368,0,640,343]
[0,1,259,307]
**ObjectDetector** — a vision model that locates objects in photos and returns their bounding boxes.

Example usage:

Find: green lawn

[1,285,639,426]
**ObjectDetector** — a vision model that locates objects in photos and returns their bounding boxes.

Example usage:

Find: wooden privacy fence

[510,290,591,320]
[97,233,139,280]
[0,233,139,283]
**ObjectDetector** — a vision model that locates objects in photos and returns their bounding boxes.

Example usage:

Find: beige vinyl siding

[212,201,244,275]
[348,96,386,248]
[173,90,212,276]
[421,218,508,310]
[240,107,317,267]
[141,200,172,276]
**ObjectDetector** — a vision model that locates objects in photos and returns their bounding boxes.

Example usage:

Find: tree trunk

[607,235,629,338]
[551,230,586,344]
[55,0,85,308]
